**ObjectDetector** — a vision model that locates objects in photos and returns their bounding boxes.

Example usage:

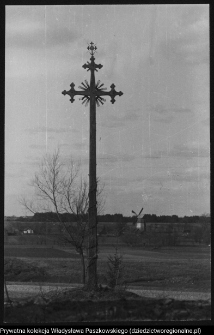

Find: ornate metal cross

[62,42,123,290]
[62,42,123,106]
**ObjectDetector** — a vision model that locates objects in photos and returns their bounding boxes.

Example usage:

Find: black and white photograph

[4,5,210,323]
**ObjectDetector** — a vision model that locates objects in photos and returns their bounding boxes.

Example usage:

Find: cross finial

[87,42,97,56]
[63,43,123,106]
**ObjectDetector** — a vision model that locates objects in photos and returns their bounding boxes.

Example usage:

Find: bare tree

[19,149,105,286]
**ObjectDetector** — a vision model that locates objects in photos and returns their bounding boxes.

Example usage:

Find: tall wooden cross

[62,42,123,289]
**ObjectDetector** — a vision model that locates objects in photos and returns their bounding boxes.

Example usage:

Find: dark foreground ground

[4,245,211,291]
[4,286,211,323]
[4,245,211,323]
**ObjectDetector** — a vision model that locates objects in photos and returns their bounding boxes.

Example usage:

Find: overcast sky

[5,5,209,217]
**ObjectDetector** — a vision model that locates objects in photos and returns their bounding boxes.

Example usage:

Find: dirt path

[5,282,211,302]
[128,288,210,301]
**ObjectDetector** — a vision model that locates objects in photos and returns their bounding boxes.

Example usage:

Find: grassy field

[4,246,79,258]
[4,244,211,293]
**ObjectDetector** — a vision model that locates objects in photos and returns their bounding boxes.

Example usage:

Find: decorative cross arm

[62,82,123,105]
[96,84,123,104]
[62,82,90,103]
[82,60,103,72]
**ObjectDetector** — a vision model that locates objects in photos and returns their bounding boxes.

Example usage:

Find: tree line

[15,212,210,224]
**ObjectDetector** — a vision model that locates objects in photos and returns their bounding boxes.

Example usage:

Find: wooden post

[87,64,97,289]
[62,42,123,290]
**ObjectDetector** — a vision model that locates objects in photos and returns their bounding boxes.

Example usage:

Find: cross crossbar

[62,82,123,104]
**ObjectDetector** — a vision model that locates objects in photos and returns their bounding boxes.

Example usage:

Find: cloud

[143,154,163,159]
[59,143,70,147]
[23,155,42,167]
[201,117,210,127]
[148,103,192,114]
[148,104,170,114]
[29,144,46,150]
[112,111,141,122]
[170,170,210,183]
[150,166,210,185]
[159,5,209,65]
[73,142,88,150]
[172,107,192,114]
[99,110,141,129]
[154,115,175,124]
[171,143,210,158]
[143,142,210,160]
[25,126,78,134]
[97,153,135,164]
[99,120,124,129]
[147,103,192,124]
[119,153,136,162]
[5,172,25,179]
[102,176,131,188]
[6,17,80,49]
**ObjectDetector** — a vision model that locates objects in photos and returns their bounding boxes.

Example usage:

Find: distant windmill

[132,207,144,226]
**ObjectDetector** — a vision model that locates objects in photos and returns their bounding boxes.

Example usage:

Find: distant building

[22,228,34,234]
[126,217,145,231]
[136,213,146,230]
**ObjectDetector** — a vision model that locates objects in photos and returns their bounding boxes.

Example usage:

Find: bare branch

[19,148,105,285]
[18,196,37,214]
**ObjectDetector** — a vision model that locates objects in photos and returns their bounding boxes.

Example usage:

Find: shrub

[105,247,125,291]
[4,258,46,281]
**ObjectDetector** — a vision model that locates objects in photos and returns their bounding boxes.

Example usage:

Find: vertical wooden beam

[87,66,98,290]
